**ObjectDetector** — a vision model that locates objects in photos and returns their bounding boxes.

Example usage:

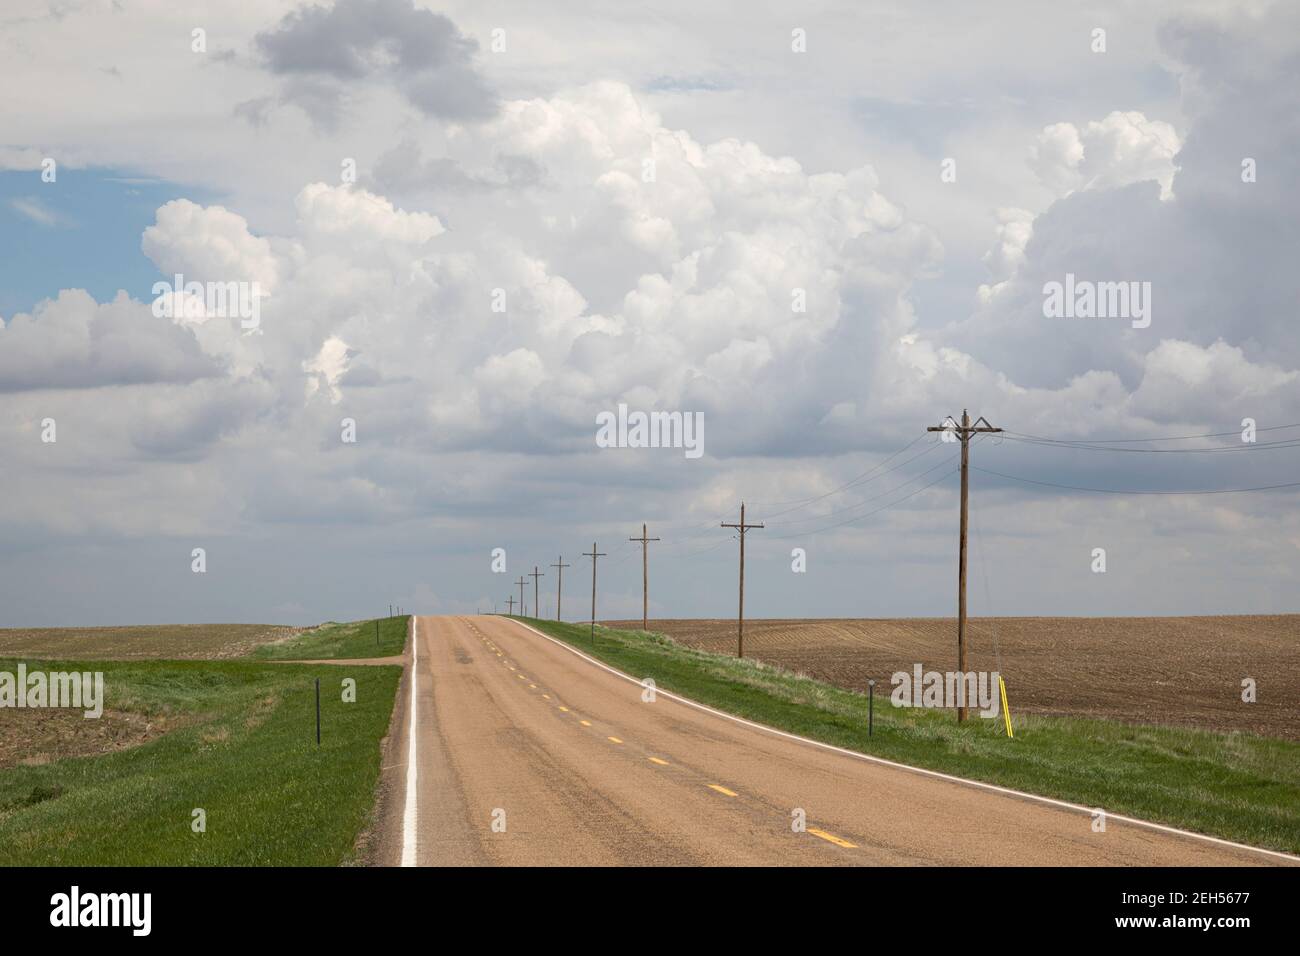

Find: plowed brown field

[0,623,299,660]
[606,616,1299,740]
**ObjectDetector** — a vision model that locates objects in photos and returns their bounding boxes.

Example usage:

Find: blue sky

[0,169,213,317]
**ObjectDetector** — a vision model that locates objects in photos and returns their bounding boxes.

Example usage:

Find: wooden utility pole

[927,408,1002,721]
[516,576,527,618]
[628,523,660,631]
[550,556,570,621]
[582,542,606,642]
[721,503,764,659]
[529,566,545,621]
[506,595,516,615]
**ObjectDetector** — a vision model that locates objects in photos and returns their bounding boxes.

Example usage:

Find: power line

[746,432,931,517]
[1001,434,1300,454]
[766,462,958,538]
[972,466,1300,495]
[674,532,736,558]
[760,451,956,528]
[1005,423,1300,444]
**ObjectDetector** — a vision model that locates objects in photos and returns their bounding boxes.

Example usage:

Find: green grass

[251,615,408,661]
[0,657,400,865]
[513,616,1300,857]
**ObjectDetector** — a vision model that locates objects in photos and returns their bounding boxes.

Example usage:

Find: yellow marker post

[999,675,1014,738]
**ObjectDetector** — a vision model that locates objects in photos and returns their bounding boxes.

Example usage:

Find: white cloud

[142,199,282,293]
[0,289,217,392]
[303,334,352,404]
[1030,110,1182,200]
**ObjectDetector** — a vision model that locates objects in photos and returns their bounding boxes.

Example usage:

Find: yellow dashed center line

[542,693,551,700]
[808,828,858,849]
[707,784,738,797]
[559,706,569,713]
[607,736,624,744]
[579,720,592,727]
[648,757,670,766]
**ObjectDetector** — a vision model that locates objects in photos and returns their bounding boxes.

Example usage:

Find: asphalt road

[374,615,1292,866]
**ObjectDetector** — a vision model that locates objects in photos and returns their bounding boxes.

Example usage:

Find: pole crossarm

[928,413,1003,439]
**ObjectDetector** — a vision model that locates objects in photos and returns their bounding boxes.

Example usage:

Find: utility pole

[628,523,660,631]
[506,595,516,615]
[582,542,606,642]
[516,576,527,619]
[529,566,545,621]
[928,408,1002,721]
[721,503,764,659]
[550,556,571,621]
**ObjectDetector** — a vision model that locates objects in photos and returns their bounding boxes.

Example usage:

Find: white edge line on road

[400,615,419,866]
[504,618,1299,864]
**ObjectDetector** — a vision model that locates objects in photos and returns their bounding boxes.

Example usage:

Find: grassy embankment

[252,614,408,660]
[513,617,1300,856]
[0,616,407,865]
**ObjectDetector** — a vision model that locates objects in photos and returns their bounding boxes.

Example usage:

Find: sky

[1,0,1298,626]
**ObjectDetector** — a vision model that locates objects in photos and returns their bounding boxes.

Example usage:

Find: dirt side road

[374,615,1292,866]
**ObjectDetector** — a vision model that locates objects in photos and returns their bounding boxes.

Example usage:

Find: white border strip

[400,615,419,867]
[506,618,1299,864]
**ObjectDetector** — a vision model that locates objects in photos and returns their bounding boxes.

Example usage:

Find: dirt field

[0,708,175,770]
[607,616,1300,740]
[0,623,300,661]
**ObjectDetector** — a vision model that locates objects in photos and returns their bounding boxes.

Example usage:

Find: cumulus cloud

[1030,111,1181,200]
[142,199,282,294]
[303,335,353,404]
[977,207,1034,302]
[0,290,218,393]
[294,182,443,245]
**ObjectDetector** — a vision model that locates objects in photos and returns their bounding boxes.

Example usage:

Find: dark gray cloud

[947,3,1300,389]
[254,0,496,121]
